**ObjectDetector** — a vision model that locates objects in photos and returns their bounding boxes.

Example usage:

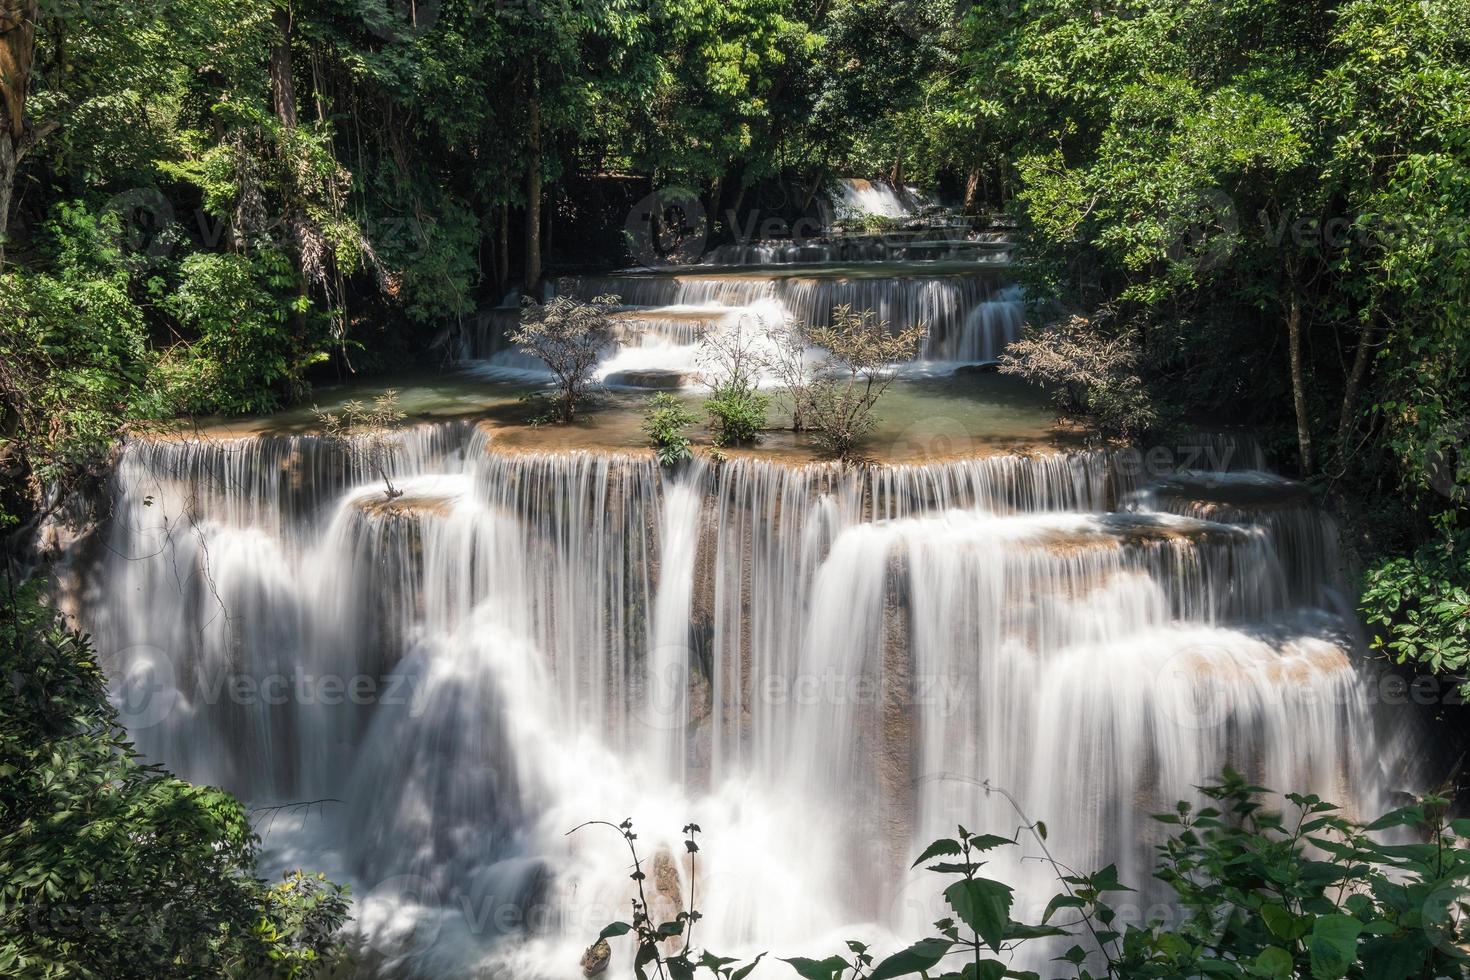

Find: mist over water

[67,188,1420,977]
[73,422,1415,977]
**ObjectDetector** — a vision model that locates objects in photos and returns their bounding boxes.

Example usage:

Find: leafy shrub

[801,306,926,458]
[999,315,1159,440]
[0,582,350,978]
[511,294,617,423]
[705,386,769,447]
[579,772,1470,979]
[164,250,321,416]
[643,393,699,467]
[698,317,769,446]
[1362,528,1470,697]
[313,390,409,498]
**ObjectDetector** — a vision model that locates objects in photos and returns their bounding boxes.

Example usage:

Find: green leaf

[912,838,963,868]
[729,952,767,980]
[1253,946,1293,978]
[1043,893,1086,924]
[1261,903,1305,940]
[868,938,954,980]
[599,921,633,940]
[1308,914,1362,979]
[781,955,850,980]
[945,877,1014,952]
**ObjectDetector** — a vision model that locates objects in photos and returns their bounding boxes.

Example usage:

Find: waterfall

[830,178,929,219]
[553,268,1021,368]
[71,427,1415,976]
[463,199,1022,388]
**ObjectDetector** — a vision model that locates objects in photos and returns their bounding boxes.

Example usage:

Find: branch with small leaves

[312,390,407,499]
[571,819,764,980]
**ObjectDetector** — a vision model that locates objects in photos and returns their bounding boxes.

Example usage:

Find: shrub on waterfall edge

[801,306,927,458]
[644,394,699,467]
[580,771,1470,980]
[998,315,1159,442]
[698,316,770,447]
[512,294,619,423]
[0,580,350,979]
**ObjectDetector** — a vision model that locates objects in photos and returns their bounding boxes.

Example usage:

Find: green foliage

[0,581,350,978]
[0,204,156,524]
[1361,529,1470,695]
[163,251,321,416]
[800,307,927,458]
[698,317,770,447]
[643,393,699,467]
[999,316,1159,441]
[768,773,1470,980]
[705,387,770,448]
[575,819,764,980]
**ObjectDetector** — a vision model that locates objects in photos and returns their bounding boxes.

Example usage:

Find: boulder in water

[604,369,694,390]
[953,361,1001,376]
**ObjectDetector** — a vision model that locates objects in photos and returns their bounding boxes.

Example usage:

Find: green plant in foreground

[0,580,351,978]
[1361,527,1470,698]
[573,819,765,980]
[698,317,770,447]
[584,772,1470,980]
[644,393,699,467]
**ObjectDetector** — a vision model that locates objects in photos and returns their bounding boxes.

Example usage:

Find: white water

[830,177,930,220]
[464,184,1020,389]
[71,423,1417,978]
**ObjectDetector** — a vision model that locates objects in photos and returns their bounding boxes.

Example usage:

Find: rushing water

[464,179,1020,387]
[68,420,1415,977]
[64,188,1420,976]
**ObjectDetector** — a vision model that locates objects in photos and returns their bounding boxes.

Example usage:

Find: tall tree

[0,0,53,271]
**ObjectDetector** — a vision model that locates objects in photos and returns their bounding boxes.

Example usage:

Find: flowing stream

[67,187,1418,977]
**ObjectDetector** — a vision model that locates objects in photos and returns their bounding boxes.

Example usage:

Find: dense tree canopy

[2,0,1470,975]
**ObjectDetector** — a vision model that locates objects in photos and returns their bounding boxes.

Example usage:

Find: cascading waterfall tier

[72,425,1412,976]
[557,266,1022,364]
[463,185,1022,387]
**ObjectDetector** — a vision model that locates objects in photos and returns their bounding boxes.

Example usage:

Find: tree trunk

[0,0,40,272]
[1286,290,1314,476]
[269,8,298,130]
[497,201,510,290]
[0,134,15,271]
[523,90,542,294]
[1336,322,1378,464]
[963,167,982,213]
[728,178,747,225]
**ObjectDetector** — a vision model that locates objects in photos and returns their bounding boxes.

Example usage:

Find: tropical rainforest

[2,0,1469,977]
